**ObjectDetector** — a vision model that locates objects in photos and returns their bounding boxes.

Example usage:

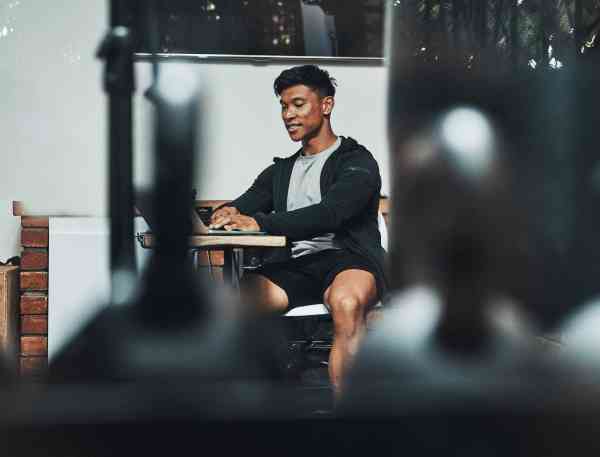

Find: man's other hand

[209,206,240,228]
[210,214,261,232]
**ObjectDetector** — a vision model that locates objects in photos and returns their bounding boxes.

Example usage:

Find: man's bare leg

[240,273,289,313]
[324,269,377,396]
[242,270,376,395]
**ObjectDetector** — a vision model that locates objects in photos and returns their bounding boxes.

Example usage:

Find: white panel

[48,217,151,361]
[0,200,20,260]
[48,217,110,361]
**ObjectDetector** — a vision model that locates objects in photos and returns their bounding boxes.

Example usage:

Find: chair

[281,212,389,382]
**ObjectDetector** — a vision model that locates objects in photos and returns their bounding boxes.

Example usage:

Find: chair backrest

[378,211,388,252]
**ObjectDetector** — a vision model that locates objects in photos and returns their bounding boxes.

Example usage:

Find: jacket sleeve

[227,163,275,216]
[254,151,380,240]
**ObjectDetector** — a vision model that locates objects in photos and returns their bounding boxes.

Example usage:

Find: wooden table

[137,232,286,288]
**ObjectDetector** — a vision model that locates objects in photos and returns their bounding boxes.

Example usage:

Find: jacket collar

[275,136,357,163]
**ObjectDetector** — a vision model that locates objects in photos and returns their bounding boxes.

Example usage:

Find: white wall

[0,0,108,218]
[0,0,389,260]
[139,61,390,201]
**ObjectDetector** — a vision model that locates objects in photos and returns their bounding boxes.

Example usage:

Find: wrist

[253,213,266,232]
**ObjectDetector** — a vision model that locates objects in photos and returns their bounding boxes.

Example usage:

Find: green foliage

[390,0,600,70]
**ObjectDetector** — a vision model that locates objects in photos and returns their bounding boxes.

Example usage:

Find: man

[210,65,387,393]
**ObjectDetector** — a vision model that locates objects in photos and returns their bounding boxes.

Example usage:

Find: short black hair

[273,65,337,98]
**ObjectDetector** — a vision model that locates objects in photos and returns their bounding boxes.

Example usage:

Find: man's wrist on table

[252,213,267,232]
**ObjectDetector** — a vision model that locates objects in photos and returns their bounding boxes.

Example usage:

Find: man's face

[279,84,332,142]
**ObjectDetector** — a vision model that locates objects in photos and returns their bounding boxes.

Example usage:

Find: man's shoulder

[338,137,376,162]
[334,138,381,183]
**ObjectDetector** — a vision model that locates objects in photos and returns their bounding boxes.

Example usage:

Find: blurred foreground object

[50,61,282,383]
[343,100,544,414]
[386,0,600,329]
[340,1,600,454]
[48,0,284,386]
[2,2,600,455]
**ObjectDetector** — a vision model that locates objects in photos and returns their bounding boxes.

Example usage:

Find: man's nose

[283,109,296,120]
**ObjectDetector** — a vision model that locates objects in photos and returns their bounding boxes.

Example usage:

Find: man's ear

[322,96,334,116]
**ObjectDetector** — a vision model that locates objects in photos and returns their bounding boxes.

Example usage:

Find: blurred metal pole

[135,65,207,327]
[97,0,138,304]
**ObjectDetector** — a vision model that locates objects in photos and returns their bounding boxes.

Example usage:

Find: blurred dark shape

[50,0,285,385]
[387,0,600,330]
[388,110,532,353]
[142,0,161,103]
[97,0,139,291]
[338,1,600,454]
[0,348,16,387]
[343,103,541,396]
[559,296,600,377]
[50,63,284,384]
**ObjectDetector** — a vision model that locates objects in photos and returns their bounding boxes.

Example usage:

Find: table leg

[191,249,200,270]
[223,247,242,291]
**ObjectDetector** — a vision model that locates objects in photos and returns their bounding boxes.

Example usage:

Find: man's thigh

[241,273,289,313]
[246,250,379,310]
[315,250,380,309]
[247,259,323,309]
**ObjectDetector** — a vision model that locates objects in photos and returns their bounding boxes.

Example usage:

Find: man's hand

[210,214,261,232]
[210,206,240,228]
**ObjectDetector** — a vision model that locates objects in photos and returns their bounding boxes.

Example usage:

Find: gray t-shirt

[287,137,342,258]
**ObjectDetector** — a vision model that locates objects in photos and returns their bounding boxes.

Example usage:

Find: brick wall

[19,216,49,377]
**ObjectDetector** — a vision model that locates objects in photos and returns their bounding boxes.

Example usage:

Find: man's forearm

[230,189,272,216]
[253,170,379,239]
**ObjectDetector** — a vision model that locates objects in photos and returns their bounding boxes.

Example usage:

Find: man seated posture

[210,65,387,393]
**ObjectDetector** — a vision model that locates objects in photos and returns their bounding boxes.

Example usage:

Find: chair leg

[282,316,334,384]
[284,340,309,380]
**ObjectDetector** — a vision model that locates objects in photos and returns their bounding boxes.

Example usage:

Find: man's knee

[329,293,362,316]
[328,293,366,336]
[241,274,289,313]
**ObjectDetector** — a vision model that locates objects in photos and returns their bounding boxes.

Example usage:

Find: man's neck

[302,130,338,156]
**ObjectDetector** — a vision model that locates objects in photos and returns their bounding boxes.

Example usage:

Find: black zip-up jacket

[229,137,388,299]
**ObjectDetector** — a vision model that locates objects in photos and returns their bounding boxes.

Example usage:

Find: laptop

[135,193,266,236]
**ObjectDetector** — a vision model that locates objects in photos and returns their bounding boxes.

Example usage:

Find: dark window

[136,0,384,58]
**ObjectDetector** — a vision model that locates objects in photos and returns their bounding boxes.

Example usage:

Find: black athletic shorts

[253,249,378,309]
